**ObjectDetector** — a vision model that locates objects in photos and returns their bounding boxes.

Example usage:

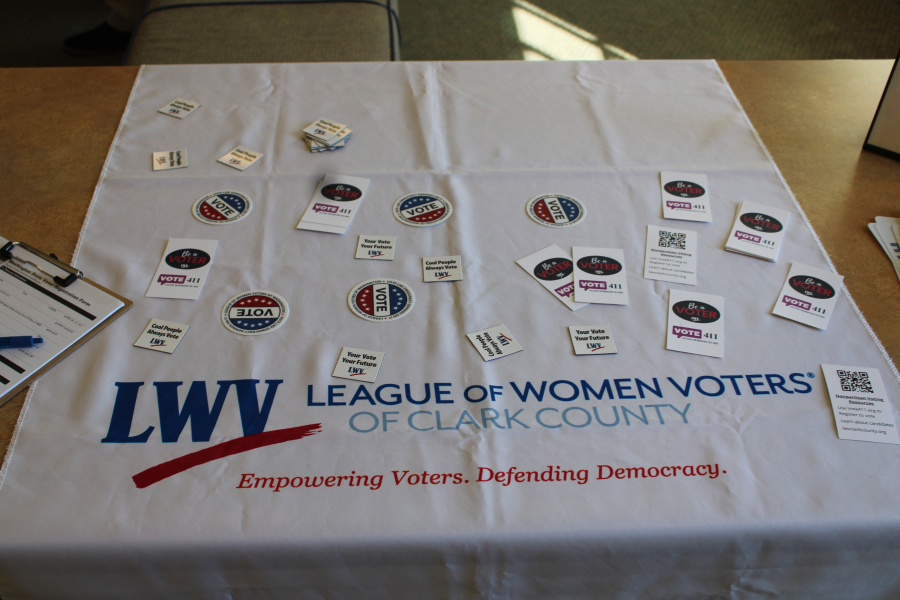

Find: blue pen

[0,336,44,349]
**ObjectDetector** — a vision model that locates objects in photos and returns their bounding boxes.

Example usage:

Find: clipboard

[0,240,132,408]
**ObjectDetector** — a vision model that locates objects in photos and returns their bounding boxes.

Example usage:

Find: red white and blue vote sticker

[192,191,252,225]
[526,194,586,228]
[348,278,415,322]
[221,291,289,335]
[392,193,452,227]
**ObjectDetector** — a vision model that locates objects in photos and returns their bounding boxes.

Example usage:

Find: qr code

[837,370,873,393]
[658,231,686,250]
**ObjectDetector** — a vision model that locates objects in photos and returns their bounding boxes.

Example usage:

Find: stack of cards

[725,201,790,261]
[297,174,371,235]
[772,263,843,330]
[302,118,352,153]
[868,216,900,283]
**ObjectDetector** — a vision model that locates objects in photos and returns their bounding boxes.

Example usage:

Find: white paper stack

[302,118,352,153]
[868,216,900,283]
[296,173,370,235]
[724,201,790,262]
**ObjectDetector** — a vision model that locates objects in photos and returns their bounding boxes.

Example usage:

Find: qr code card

[822,365,899,444]
[643,225,697,286]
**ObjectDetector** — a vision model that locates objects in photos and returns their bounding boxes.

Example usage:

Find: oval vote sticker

[533,257,573,281]
[576,256,622,276]
[192,191,252,225]
[392,193,452,227]
[164,248,210,270]
[739,212,783,233]
[221,291,289,335]
[321,183,363,201]
[789,275,835,299]
[348,279,415,322]
[672,300,721,323]
[663,181,705,198]
[526,194,586,228]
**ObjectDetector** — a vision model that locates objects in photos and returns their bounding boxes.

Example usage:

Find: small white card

[332,347,385,383]
[355,235,396,260]
[661,172,711,222]
[297,173,371,235]
[822,365,899,445]
[725,201,791,261]
[303,118,348,142]
[643,225,698,286]
[568,325,617,355]
[217,145,264,171]
[152,150,187,171]
[572,247,629,304]
[772,263,843,330]
[158,97,201,119]
[133,319,190,354]
[466,325,523,362]
[145,238,218,300]
[423,255,463,282]
[666,290,724,358]
[516,245,587,311]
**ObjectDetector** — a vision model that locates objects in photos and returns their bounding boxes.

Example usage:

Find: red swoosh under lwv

[132,423,322,489]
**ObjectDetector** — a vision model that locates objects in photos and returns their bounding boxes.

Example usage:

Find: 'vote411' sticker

[666,289,724,358]
[145,238,218,300]
[572,247,629,305]
[771,263,843,330]
[661,172,711,222]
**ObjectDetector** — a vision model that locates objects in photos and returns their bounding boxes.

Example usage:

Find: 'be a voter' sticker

[526,194,586,228]
[192,191,252,225]
[348,278,415,322]
[392,193,452,227]
[221,291,289,335]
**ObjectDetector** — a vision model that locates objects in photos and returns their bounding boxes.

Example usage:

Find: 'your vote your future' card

[666,289,724,358]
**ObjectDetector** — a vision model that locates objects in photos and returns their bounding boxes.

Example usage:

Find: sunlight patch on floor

[512,0,638,61]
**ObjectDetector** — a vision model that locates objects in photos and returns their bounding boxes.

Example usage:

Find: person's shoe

[63,22,132,56]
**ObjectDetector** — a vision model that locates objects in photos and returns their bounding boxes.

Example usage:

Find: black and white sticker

[158,97,201,119]
[152,150,187,171]
[217,145,264,171]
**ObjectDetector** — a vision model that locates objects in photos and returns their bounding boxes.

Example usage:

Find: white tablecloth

[1,60,899,599]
